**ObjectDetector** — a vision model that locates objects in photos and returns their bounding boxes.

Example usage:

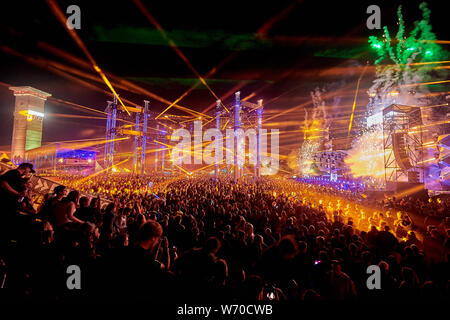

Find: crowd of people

[0,163,449,300]
[57,173,170,198]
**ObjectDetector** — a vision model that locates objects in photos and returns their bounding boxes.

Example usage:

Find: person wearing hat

[0,162,35,205]
[0,162,35,246]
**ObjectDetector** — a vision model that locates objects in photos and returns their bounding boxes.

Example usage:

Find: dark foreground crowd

[0,163,449,300]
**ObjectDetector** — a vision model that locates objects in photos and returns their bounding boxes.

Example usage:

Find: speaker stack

[392,132,412,172]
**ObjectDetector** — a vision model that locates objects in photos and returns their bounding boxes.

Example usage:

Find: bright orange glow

[345,129,385,179]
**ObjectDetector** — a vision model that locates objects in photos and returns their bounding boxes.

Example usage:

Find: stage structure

[104,98,116,169]
[141,101,149,175]
[154,116,172,173]
[212,92,264,180]
[104,96,151,174]
[382,104,424,184]
[438,134,450,187]
[215,99,221,178]
[103,91,264,179]
[24,143,97,175]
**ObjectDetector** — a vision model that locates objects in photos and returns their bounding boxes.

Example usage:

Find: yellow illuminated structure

[9,86,51,163]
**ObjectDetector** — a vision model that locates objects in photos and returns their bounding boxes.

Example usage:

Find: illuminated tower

[256,99,263,178]
[141,100,149,175]
[215,99,221,178]
[9,86,51,163]
[234,91,241,180]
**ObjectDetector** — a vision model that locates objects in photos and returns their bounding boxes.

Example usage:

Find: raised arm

[156,236,171,270]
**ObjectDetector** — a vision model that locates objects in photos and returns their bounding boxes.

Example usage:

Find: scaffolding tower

[382,104,424,183]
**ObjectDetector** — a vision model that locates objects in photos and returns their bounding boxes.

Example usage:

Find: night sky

[0,0,448,163]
